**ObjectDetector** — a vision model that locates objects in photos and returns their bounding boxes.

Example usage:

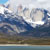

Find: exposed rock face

[0,4,50,36]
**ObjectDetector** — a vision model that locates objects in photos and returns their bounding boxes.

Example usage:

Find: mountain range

[0,3,50,37]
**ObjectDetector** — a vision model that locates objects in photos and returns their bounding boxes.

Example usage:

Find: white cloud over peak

[5,0,50,12]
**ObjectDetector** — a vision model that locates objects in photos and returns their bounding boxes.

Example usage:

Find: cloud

[5,0,50,12]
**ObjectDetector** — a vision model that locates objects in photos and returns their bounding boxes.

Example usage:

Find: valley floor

[0,33,50,45]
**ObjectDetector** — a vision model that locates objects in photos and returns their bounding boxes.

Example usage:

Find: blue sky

[0,0,8,4]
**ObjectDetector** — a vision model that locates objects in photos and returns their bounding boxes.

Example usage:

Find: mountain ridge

[0,4,50,37]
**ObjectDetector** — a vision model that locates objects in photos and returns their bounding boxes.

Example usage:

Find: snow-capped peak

[0,5,12,14]
[1,0,50,28]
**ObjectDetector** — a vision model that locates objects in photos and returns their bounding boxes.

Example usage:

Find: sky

[0,0,8,4]
[9,0,50,9]
[0,0,50,8]
[1,0,50,8]
[4,0,50,12]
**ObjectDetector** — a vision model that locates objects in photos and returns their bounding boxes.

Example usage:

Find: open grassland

[0,33,50,45]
